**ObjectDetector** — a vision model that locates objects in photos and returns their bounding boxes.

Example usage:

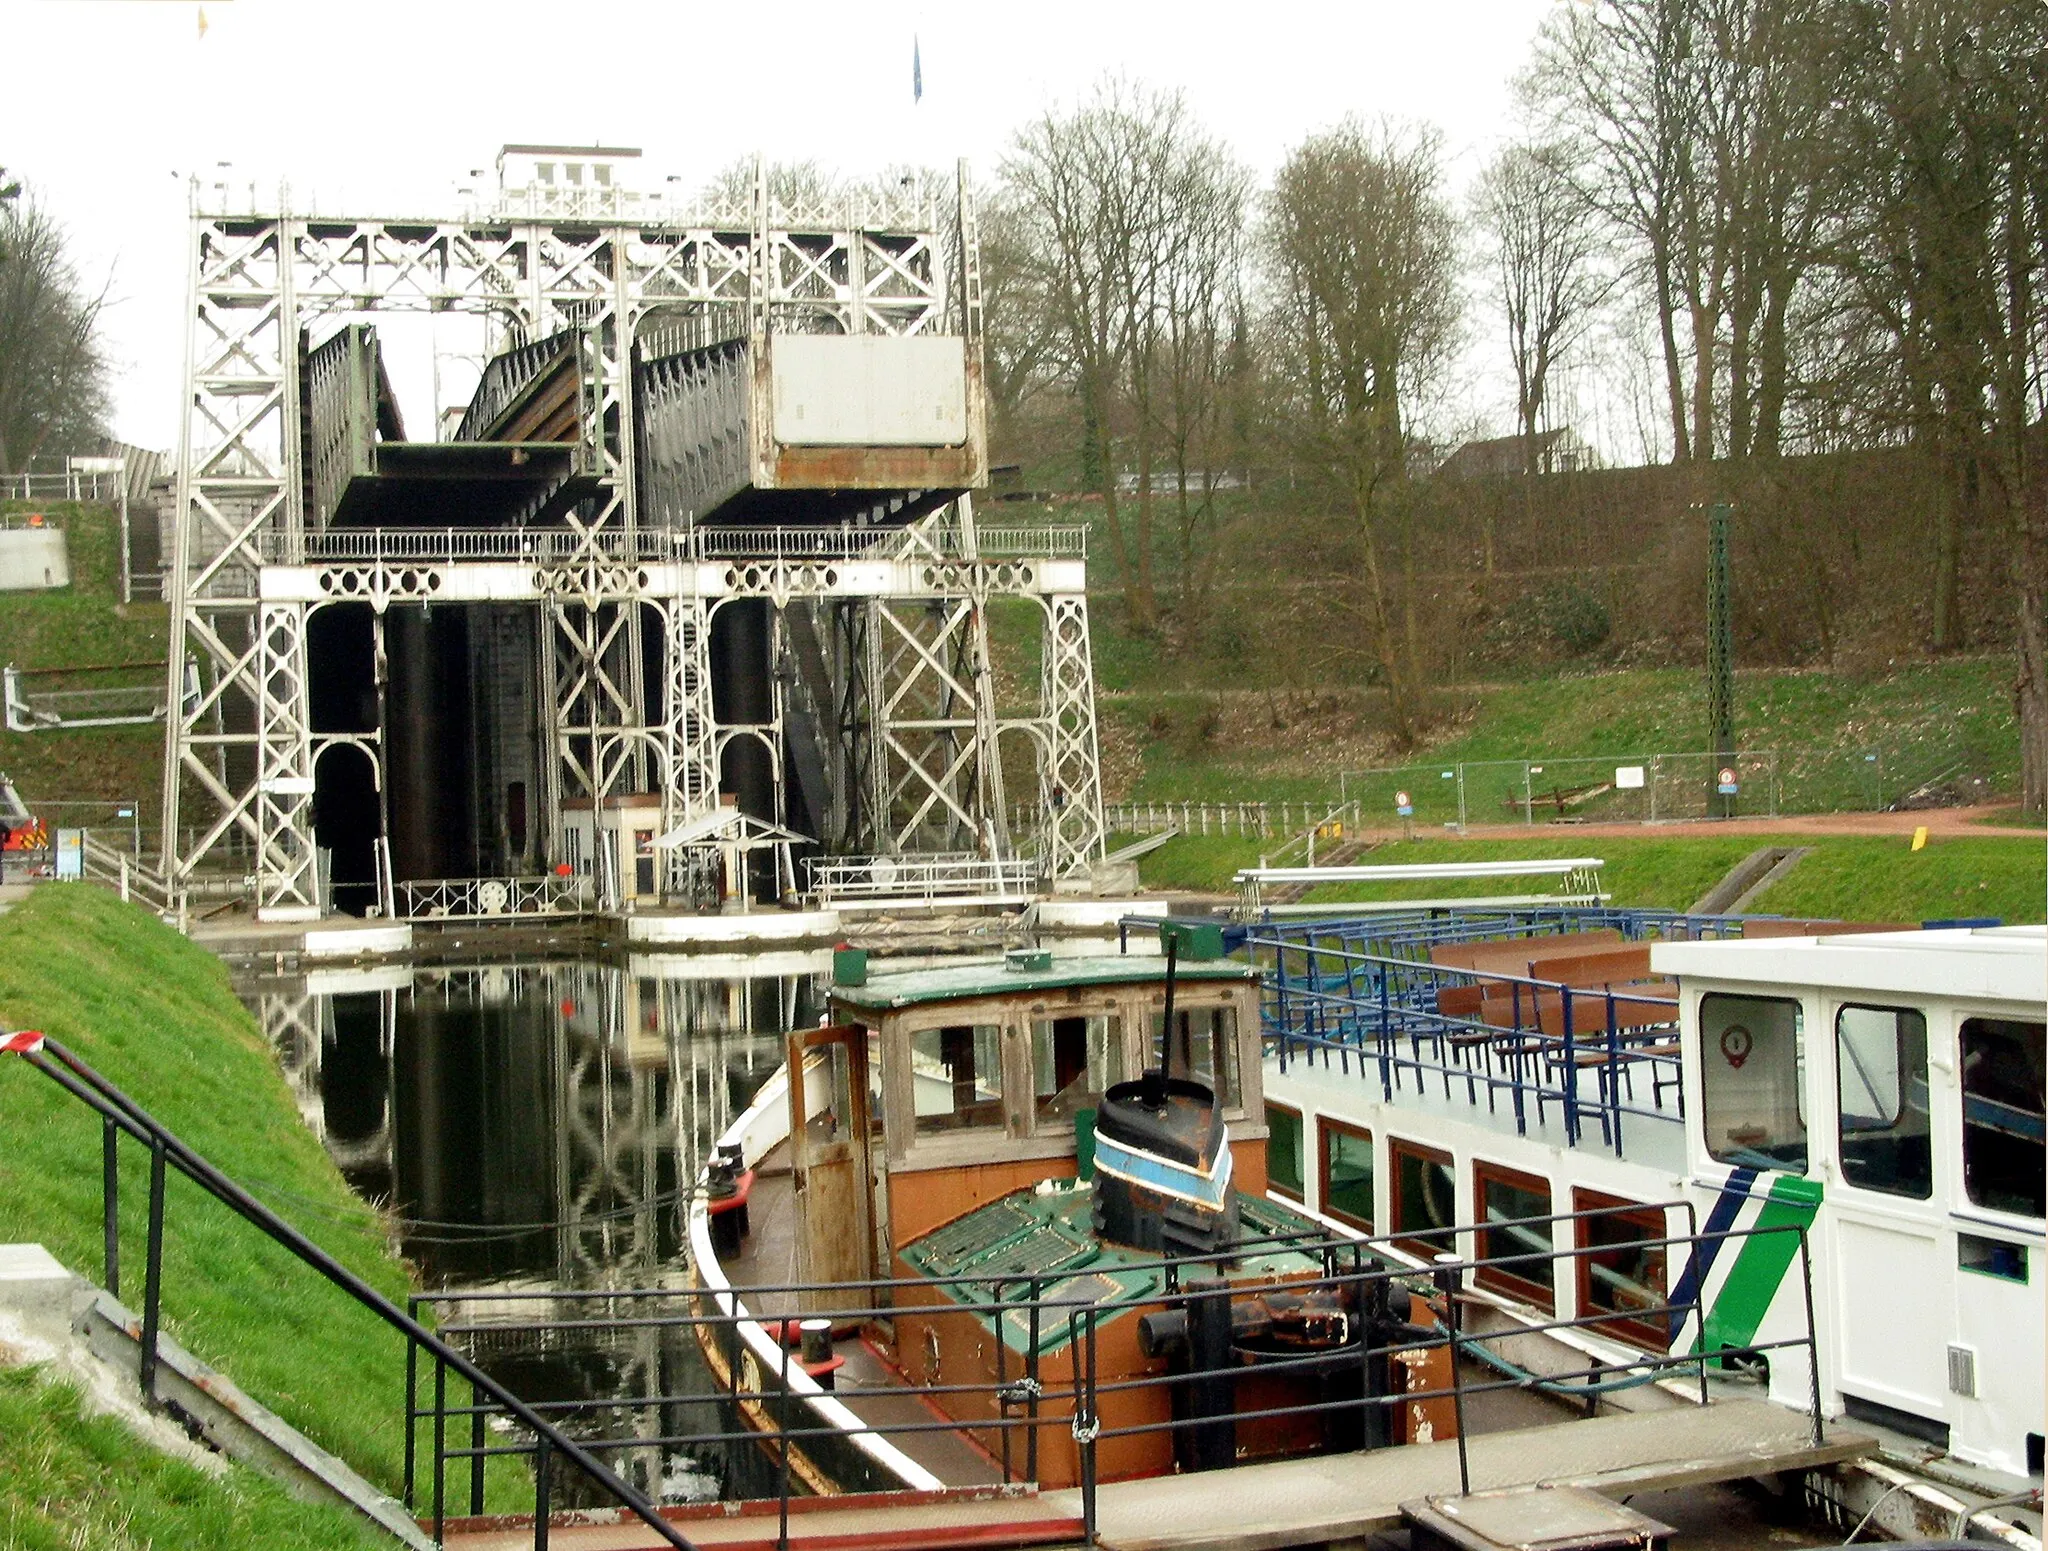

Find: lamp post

[1706,502,1735,818]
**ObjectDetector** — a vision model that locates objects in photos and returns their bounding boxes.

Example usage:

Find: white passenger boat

[1257,913,2044,1543]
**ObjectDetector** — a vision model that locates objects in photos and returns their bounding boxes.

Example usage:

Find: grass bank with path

[0,885,522,1542]
[1134,828,2046,925]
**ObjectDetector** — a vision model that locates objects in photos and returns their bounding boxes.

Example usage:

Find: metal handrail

[0,1031,699,1551]
[407,1198,1824,1521]
[1251,932,1685,1154]
[259,523,1089,568]
[808,854,1041,902]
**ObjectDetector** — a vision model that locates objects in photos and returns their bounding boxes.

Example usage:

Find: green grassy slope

[0,1367,380,1550]
[0,500,168,814]
[0,888,414,1492]
[1099,659,2017,806]
[1134,829,2046,924]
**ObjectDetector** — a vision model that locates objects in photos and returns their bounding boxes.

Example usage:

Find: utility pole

[1706,501,1735,818]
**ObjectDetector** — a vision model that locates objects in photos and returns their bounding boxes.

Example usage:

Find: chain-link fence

[1334,747,1954,830]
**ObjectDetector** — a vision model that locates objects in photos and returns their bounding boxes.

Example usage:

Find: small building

[1438,427,1599,481]
[495,144,646,219]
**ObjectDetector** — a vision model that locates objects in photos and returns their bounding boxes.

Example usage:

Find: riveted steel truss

[1038,595,1108,878]
[164,166,1102,913]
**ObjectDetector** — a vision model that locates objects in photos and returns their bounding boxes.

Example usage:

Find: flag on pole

[913,36,923,103]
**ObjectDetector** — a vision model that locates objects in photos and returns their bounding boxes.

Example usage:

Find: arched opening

[313,741,382,916]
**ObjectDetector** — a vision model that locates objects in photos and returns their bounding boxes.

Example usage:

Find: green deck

[831,953,1255,1013]
[898,1180,1342,1356]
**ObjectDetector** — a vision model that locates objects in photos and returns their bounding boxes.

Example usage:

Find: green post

[1706,501,1735,818]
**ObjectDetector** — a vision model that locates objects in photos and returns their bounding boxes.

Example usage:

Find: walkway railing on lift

[265,524,1089,568]
[0,1030,702,1551]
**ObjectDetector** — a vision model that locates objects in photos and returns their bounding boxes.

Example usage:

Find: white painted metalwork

[808,853,1039,903]
[163,165,1104,918]
[396,874,591,919]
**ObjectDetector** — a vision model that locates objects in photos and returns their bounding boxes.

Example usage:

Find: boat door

[788,1023,882,1300]
[1826,1001,1950,1430]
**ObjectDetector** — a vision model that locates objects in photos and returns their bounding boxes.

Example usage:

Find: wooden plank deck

[440,1398,1866,1551]
[1056,1398,1871,1551]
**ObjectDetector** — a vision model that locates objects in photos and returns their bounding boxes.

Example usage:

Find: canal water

[237,948,833,1505]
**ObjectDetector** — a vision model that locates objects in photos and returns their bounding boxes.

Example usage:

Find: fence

[1337,748,1964,828]
[3,1025,1826,1551]
[406,1204,1823,1544]
[808,854,1041,904]
[397,875,591,920]
[1085,799,1364,841]
[263,524,1087,568]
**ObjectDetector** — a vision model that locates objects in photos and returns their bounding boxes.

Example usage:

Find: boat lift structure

[160,154,1107,922]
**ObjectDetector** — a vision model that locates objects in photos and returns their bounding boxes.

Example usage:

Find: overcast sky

[4,0,1564,454]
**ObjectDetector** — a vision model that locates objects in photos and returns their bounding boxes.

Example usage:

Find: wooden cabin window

[1572,1188,1668,1348]
[1473,1160,1553,1308]
[1835,1005,1931,1200]
[1150,1003,1240,1108]
[909,1024,1005,1136]
[1700,993,1807,1171]
[1031,1014,1123,1128]
[1316,1117,1371,1228]
[1959,1017,2046,1219]
[1265,1102,1304,1201]
[1389,1137,1456,1257]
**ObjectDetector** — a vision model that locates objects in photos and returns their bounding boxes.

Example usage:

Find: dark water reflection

[241,951,827,1503]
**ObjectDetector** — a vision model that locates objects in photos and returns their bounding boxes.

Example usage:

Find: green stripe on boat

[1695,1174,1822,1356]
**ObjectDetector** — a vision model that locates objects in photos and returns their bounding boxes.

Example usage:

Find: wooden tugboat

[688,931,1429,1495]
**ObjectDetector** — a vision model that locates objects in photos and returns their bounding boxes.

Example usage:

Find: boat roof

[1651,925,2047,1005]
[829,953,1256,1012]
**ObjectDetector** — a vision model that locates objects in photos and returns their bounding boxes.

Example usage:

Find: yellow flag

[1911,826,1928,852]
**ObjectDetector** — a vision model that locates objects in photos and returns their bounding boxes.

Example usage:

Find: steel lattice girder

[1038,595,1108,878]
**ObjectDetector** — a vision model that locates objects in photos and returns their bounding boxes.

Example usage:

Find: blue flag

[913,36,923,103]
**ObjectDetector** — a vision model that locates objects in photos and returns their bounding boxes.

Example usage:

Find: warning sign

[1395,790,1413,816]
[1717,767,1738,795]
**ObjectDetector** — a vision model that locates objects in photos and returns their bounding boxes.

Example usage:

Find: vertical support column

[1040,594,1107,881]
[659,595,717,895]
[1705,500,1735,819]
[256,601,320,918]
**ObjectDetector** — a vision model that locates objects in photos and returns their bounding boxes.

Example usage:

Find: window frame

[1571,1187,1669,1350]
[1388,1135,1457,1260]
[1957,1014,2046,1222]
[904,1019,1011,1140]
[1266,1101,1305,1203]
[1316,1115,1373,1229]
[1833,1001,1933,1201]
[1026,1007,1125,1136]
[1472,1158,1554,1311]
[1698,990,1809,1172]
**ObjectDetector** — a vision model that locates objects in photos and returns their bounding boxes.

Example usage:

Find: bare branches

[0,184,110,476]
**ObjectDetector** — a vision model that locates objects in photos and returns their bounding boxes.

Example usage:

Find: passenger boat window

[1316,1117,1371,1228]
[1266,1102,1305,1201]
[1390,1137,1456,1257]
[1474,1160,1553,1309]
[909,1024,1006,1136]
[1835,1005,1931,1199]
[1151,1004,1240,1108]
[1959,1017,2046,1219]
[1031,1014,1123,1127]
[806,1041,855,1145]
[1572,1188,1668,1347]
[1700,992,1807,1170]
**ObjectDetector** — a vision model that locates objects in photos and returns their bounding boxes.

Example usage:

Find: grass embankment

[0,1368,379,1550]
[1135,830,2046,925]
[0,886,480,1542]
[0,499,167,814]
[1097,658,2018,810]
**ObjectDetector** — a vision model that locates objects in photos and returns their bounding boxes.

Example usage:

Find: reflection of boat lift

[2,661,193,732]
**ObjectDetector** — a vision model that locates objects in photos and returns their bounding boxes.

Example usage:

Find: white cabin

[1262,924,2044,1480]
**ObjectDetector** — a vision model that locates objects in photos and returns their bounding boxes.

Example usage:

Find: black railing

[6,1024,1831,1549]
[408,1201,1824,1547]
[2,1030,702,1551]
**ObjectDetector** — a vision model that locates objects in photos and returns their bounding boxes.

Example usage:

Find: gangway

[4,662,184,732]
[1236,857,1606,917]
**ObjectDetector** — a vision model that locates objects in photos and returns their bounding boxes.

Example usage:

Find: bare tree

[1000,79,1239,634]
[0,181,109,475]
[1262,121,1459,744]
[1475,140,1610,572]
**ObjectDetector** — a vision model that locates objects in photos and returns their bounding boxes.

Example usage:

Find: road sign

[1395,790,1413,817]
[1717,767,1738,795]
